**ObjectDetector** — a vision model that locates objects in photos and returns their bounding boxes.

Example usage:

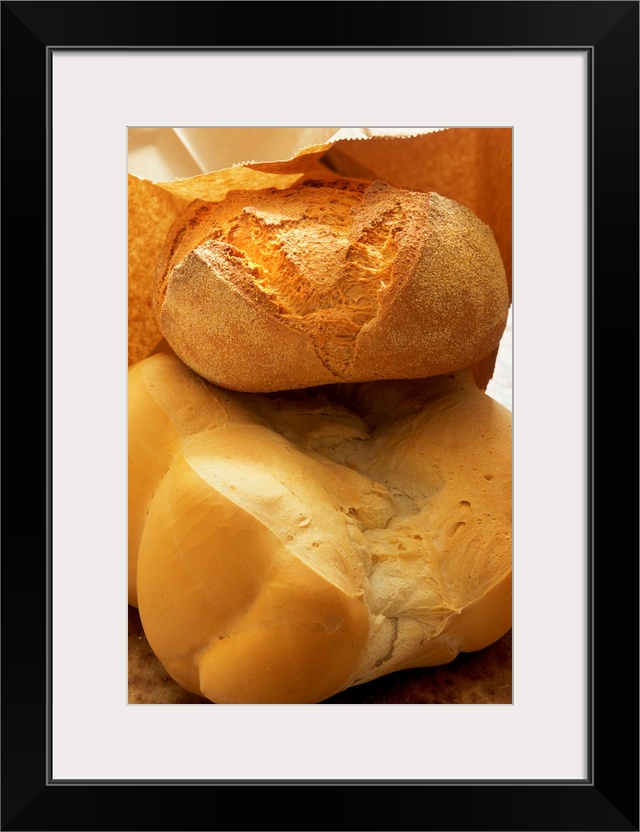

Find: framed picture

[3,2,637,830]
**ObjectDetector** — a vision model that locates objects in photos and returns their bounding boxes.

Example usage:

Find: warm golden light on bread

[129,353,511,704]
[155,179,509,392]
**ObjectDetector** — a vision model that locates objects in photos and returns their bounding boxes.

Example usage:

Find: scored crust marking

[167,180,408,378]
[155,178,509,393]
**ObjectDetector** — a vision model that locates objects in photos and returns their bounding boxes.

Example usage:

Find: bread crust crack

[154,178,509,392]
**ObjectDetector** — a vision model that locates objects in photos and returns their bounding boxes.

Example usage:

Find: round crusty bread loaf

[154,178,509,392]
[129,353,512,704]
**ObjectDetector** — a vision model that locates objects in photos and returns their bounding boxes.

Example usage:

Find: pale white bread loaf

[127,601,513,705]
[154,178,509,392]
[129,353,512,704]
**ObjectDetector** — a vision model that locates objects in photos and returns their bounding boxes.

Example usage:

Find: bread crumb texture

[129,353,512,703]
[155,179,509,391]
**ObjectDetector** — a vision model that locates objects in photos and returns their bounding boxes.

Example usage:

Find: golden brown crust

[154,179,509,392]
[351,191,509,382]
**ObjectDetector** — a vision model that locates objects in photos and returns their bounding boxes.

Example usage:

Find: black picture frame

[2,2,638,830]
